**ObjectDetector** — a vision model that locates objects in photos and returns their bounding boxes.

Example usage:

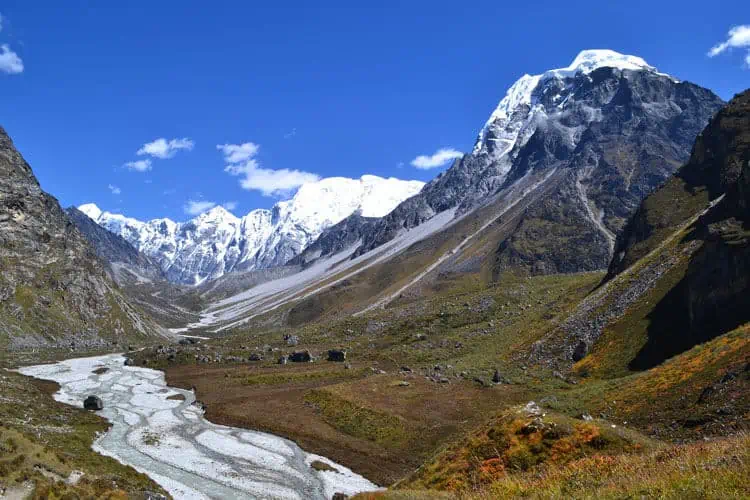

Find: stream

[18,354,379,499]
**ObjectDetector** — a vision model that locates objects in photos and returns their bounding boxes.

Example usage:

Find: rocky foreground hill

[0,127,168,350]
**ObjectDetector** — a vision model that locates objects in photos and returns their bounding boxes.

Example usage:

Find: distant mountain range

[78,175,424,284]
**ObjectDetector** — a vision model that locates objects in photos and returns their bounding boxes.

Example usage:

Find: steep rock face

[66,207,164,285]
[303,50,724,274]
[612,90,750,368]
[81,175,423,284]
[0,127,166,349]
[536,91,749,373]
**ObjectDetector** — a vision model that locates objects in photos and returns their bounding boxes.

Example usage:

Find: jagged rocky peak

[82,174,424,284]
[474,49,672,158]
[303,49,723,274]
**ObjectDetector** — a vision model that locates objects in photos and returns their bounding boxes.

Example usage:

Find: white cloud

[137,137,194,159]
[183,200,216,215]
[0,44,23,74]
[219,141,320,197]
[108,184,121,195]
[410,148,463,169]
[708,25,750,68]
[216,142,260,163]
[124,159,152,172]
[223,201,238,211]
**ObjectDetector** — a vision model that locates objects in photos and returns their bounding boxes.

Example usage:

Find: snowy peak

[80,174,424,284]
[79,203,103,221]
[473,49,675,156]
[546,49,658,79]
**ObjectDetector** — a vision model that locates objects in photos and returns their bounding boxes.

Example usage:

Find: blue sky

[2,1,748,221]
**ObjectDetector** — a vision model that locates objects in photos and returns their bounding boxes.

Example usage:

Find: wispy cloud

[219,141,320,197]
[163,188,177,196]
[216,143,259,163]
[108,184,121,195]
[124,159,152,172]
[0,44,23,74]
[137,137,194,159]
[223,201,238,211]
[284,128,297,139]
[708,25,750,67]
[0,13,4,33]
[183,199,217,215]
[410,148,463,169]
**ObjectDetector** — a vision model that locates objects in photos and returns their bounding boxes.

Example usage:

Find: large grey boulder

[83,395,103,411]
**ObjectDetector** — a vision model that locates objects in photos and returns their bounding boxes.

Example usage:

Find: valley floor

[129,270,749,499]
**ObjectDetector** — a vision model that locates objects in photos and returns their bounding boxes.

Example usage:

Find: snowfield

[18,355,379,500]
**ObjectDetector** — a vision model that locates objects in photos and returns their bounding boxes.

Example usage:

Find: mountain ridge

[80,174,424,284]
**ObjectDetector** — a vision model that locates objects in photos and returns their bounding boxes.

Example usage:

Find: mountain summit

[298,50,723,277]
[81,175,424,284]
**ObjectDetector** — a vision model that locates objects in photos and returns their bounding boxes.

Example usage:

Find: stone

[83,395,103,411]
[492,369,507,384]
[248,353,263,362]
[284,334,300,346]
[277,356,288,365]
[572,340,588,361]
[327,349,347,362]
[288,350,312,363]
[332,493,349,500]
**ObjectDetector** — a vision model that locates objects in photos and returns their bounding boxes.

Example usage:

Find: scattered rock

[522,401,542,416]
[248,353,263,362]
[492,369,508,384]
[284,334,300,346]
[277,356,288,365]
[83,395,103,411]
[310,460,338,473]
[327,349,347,362]
[572,340,588,361]
[288,350,313,363]
[578,413,594,421]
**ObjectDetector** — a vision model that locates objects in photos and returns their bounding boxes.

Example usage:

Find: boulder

[572,340,588,361]
[492,369,508,384]
[288,350,312,363]
[248,353,263,362]
[327,349,347,362]
[83,395,103,411]
[332,494,349,500]
[284,334,300,346]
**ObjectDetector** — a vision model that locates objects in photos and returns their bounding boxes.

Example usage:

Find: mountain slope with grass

[0,127,169,350]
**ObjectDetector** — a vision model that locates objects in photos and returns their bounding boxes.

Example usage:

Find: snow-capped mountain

[79,175,424,284]
[296,49,724,272]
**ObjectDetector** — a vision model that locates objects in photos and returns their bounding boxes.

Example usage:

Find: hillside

[0,127,169,350]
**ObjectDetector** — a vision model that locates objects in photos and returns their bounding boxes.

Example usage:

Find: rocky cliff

[0,127,168,349]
